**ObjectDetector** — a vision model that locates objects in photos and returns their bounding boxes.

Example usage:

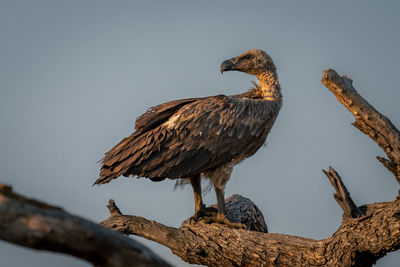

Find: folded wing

[96,95,279,185]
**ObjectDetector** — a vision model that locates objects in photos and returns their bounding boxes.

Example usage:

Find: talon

[238,223,247,229]
[189,216,198,224]
[201,213,247,229]
[190,205,219,224]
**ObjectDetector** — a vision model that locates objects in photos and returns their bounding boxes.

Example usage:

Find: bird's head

[220,49,276,76]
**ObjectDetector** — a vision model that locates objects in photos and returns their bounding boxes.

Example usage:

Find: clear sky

[1,1,400,266]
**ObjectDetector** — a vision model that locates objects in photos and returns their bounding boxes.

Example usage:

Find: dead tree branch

[101,196,400,267]
[323,166,364,219]
[321,69,400,183]
[0,184,171,267]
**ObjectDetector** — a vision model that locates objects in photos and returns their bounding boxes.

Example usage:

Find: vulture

[95,49,282,227]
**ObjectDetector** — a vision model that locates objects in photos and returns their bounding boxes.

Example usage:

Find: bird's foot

[189,205,218,223]
[201,213,246,229]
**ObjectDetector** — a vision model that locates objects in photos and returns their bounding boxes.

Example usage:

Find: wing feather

[135,97,200,132]
[96,94,280,185]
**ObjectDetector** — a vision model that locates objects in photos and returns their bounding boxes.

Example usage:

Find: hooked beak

[220,58,236,74]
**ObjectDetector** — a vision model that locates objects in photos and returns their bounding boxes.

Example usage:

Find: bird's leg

[202,186,246,229]
[189,175,217,223]
[215,187,227,214]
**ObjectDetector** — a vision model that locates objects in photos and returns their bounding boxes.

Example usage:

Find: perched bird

[95,49,282,227]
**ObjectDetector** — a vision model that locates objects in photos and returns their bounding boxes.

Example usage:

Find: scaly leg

[189,175,217,222]
[215,187,227,214]
[202,186,246,229]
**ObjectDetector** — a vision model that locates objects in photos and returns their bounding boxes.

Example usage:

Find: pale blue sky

[1,1,400,266]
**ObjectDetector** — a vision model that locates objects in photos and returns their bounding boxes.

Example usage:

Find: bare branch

[323,167,364,218]
[321,69,400,182]
[101,195,268,252]
[101,197,321,266]
[102,199,181,250]
[101,196,400,267]
[0,184,171,267]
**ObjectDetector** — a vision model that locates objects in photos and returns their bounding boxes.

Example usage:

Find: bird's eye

[243,54,252,60]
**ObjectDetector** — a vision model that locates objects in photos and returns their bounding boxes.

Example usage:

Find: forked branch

[321,69,400,182]
[101,195,400,267]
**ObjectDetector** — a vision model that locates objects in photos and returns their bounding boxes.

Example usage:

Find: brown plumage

[96,49,282,227]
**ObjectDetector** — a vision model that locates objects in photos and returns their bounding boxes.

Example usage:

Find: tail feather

[94,167,119,185]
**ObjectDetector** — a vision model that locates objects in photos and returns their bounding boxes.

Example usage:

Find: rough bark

[321,69,400,183]
[323,166,364,219]
[101,195,400,267]
[0,184,171,267]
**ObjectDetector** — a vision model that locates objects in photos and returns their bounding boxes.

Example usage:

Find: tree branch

[0,184,171,267]
[101,194,269,265]
[323,166,364,218]
[101,196,321,266]
[321,69,400,182]
[101,195,400,267]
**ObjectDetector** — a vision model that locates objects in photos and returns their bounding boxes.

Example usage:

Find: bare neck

[257,72,282,102]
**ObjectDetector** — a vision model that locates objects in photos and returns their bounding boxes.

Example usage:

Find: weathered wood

[323,167,364,218]
[0,184,171,267]
[377,156,400,186]
[101,197,400,267]
[321,69,400,181]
